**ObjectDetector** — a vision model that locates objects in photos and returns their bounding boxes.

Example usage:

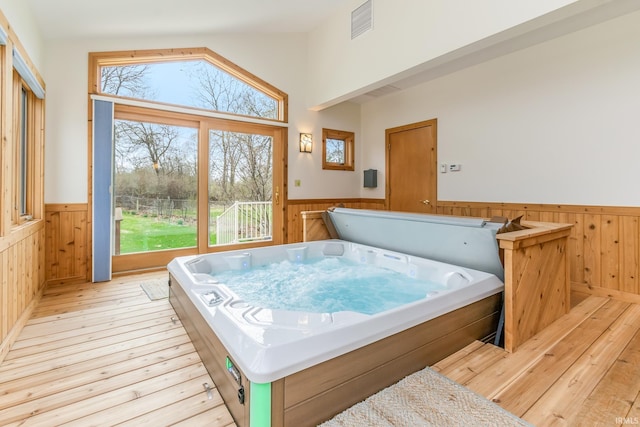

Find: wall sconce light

[299,133,313,153]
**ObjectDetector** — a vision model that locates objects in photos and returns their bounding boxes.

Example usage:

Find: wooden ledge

[496,221,573,250]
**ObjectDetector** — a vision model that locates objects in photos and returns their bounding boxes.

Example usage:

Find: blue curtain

[93,100,114,282]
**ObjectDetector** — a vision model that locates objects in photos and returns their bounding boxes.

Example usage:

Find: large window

[101,60,279,120]
[90,48,287,271]
[12,72,42,225]
[19,86,29,216]
[113,116,198,254]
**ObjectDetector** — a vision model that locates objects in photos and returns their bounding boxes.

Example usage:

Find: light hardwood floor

[0,271,235,426]
[433,291,640,427]
[2,272,640,426]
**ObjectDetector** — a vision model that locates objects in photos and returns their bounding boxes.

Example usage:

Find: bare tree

[237,134,272,201]
[101,64,151,97]
[192,62,274,203]
[115,120,179,176]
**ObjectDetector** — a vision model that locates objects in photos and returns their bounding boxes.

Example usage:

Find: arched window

[89,48,287,275]
[94,48,286,121]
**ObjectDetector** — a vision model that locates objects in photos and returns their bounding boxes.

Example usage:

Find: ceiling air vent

[351,0,373,39]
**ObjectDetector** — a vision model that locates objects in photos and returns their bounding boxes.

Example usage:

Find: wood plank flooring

[3,272,640,426]
[433,291,640,427]
[0,271,235,426]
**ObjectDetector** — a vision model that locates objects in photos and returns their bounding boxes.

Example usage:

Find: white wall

[43,33,362,203]
[307,0,580,109]
[0,0,44,70]
[360,10,640,206]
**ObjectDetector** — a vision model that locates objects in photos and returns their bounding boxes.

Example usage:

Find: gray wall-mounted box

[364,169,377,188]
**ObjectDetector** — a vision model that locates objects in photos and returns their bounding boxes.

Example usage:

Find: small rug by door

[140,279,169,301]
[319,366,532,427]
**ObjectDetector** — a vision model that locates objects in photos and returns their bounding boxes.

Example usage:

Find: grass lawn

[118,212,200,254]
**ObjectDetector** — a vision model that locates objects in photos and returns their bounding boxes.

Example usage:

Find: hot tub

[168,239,503,427]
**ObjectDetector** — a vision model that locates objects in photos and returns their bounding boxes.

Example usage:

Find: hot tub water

[209,257,447,315]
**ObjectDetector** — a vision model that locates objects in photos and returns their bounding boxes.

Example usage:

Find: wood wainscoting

[44,203,89,286]
[286,198,385,243]
[40,199,640,298]
[0,221,46,363]
[437,201,640,299]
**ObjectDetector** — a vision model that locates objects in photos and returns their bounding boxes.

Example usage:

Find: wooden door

[386,119,437,214]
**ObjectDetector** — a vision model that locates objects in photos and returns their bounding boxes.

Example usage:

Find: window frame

[12,72,37,224]
[322,128,355,171]
[88,48,288,273]
[89,48,288,123]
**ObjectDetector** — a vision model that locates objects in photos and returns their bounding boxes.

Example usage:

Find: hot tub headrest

[327,208,505,281]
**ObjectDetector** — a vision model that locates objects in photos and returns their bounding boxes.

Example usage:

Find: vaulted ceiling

[24,0,346,39]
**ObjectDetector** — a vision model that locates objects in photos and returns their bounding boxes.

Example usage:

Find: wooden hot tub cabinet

[301,210,573,352]
[496,220,573,352]
[169,274,501,427]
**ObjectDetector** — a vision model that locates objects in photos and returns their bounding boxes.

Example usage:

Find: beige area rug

[319,366,532,427]
[140,279,169,300]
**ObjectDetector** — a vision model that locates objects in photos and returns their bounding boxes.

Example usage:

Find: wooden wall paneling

[9,242,17,327]
[45,210,60,280]
[1,249,7,341]
[286,199,385,243]
[525,211,541,221]
[17,236,25,315]
[601,215,620,290]
[539,211,556,222]
[583,213,602,288]
[45,204,89,285]
[0,224,46,364]
[74,212,88,281]
[60,210,75,278]
[621,216,639,294]
[558,212,584,285]
[436,201,640,298]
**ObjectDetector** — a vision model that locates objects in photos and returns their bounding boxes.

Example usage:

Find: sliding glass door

[113,118,198,255]
[209,129,273,247]
[108,106,285,272]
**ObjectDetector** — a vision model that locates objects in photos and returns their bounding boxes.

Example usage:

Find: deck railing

[215,201,272,245]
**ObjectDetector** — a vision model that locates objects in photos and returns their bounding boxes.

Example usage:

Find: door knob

[421,200,430,205]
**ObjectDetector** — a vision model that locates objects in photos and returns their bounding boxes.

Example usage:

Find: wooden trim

[113,249,198,273]
[0,219,44,252]
[571,282,640,305]
[385,119,438,212]
[439,200,640,216]
[497,221,572,250]
[88,48,288,123]
[287,197,383,206]
[45,203,89,212]
[0,38,11,238]
[321,128,354,171]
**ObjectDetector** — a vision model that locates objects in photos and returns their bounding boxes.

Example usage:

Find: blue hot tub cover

[327,208,505,281]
